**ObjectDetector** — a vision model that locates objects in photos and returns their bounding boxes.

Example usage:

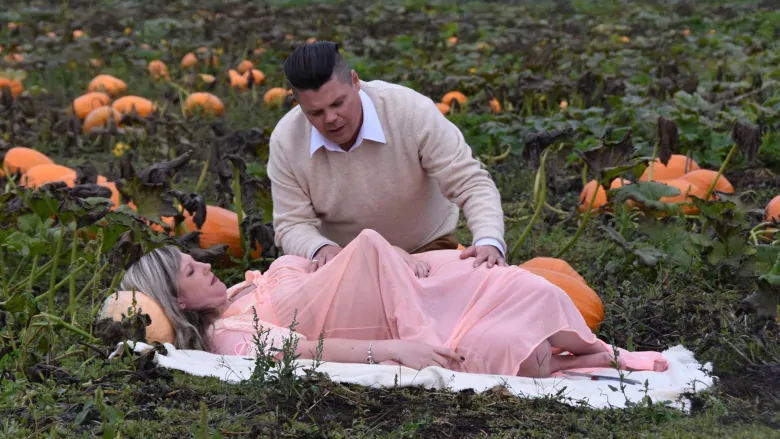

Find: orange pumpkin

[237,60,254,74]
[20,164,77,188]
[578,180,608,213]
[766,195,780,222]
[99,290,175,344]
[640,154,700,182]
[658,179,708,214]
[82,106,123,133]
[228,69,248,90]
[180,205,262,260]
[0,77,23,98]
[147,60,169,80]
[263,87,288,106]
[243,69,266,86]
[87,74,127,97]
[184,92,224,117]
[2,147,54,175]
[519,257,604,331]
[489,98,501,114]
[98,181,122,209]
[111,96,157,118]
[436,102,450,115]
[441,91,467,106]
[181,52,198,69]
[73,92,111,119]
[679,169,734,195]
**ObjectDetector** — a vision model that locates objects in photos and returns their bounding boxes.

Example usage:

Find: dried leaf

[656,117,678,166]
[732,120,761,163]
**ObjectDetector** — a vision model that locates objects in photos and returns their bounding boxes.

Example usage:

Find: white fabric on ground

[110,341,714,412]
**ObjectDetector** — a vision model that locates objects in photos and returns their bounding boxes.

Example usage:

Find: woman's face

[175,252,227,310]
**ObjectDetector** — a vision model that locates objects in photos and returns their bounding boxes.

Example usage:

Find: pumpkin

[73,92,111,119]
[766,195,780,222]
[441,91,467,106]
[436,102,450,115]
[578,180,608,213]
[111,96,157,118]
[181,52,198,68]
[98,181,122,209]
[147,60,169,80]
[640,154,700,182]
[489,98,501,114]
[237,59,253,74]
[0,77,23,98]
[99,290,176,345]
[87,74,127,97]
[184,92,225,117]
[519,257,604,331]
[4,53,24,64]
[180,205,263,260]
[82,106,123,133]
[228,69,248,90]
[2,147,54,175]
[658,179,708,214]
[243,69,266,86]
[456,243,466,250]
[72,30,85,39]
[679,169,734,195]
[19,164,77,188]
[264,87,288,106]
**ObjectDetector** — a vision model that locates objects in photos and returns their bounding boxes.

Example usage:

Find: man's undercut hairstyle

[283,41,351,92]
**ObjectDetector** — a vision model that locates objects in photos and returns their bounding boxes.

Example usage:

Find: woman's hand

[375,340,464,370]
[392,246,431,278]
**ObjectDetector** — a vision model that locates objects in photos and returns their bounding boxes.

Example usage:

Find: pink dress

[209,229,666,376]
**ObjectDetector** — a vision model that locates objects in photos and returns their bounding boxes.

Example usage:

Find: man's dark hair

[283,41,351,92]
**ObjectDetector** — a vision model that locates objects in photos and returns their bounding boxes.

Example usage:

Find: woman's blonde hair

[116,246,220,351]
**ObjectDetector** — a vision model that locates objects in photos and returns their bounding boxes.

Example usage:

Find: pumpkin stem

[703,141,737,201]
[647,141,659,181]
[47,223,65,312]
[510,148,549,260]
[232,163,246,259]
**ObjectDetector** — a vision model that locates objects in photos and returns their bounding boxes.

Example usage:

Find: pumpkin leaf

[656,116,678,166]
[600,224,666,267]
[576,128,639,187]
[522,127,573,166]
[609,181,681,213]
[109,229,143,269]
[170,190,207,229]
[74,163,100,185]
[174,231,229,265]
[742,274,780,320]
[241,213,277,258]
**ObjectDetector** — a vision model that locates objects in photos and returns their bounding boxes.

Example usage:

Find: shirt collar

[309,89,386,156]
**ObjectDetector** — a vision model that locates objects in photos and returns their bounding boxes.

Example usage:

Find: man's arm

[412,95,507,255]
[266,136,338,258]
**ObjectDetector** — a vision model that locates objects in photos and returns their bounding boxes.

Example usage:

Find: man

[267,41,507,275]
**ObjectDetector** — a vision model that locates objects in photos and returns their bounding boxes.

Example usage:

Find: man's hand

[392,246,431,278]
[460,245,508,268]
[309,245,343,273]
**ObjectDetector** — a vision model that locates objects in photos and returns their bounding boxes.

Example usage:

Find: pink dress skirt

[210,229,666,376]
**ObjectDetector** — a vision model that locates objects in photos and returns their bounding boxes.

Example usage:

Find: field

[1,0,780,437]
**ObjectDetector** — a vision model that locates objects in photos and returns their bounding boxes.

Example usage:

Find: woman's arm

[212,330,463,370]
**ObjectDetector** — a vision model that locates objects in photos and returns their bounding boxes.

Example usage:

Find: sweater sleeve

[267,135,339,258]
[412,96,507,253]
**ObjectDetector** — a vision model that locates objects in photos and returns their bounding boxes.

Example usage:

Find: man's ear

[351,70,360,90]
[177,299,187,310]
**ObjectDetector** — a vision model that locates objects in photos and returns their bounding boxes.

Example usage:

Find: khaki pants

[411,233,460,254]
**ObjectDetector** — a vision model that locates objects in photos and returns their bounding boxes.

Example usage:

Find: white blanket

[110,341,714,412]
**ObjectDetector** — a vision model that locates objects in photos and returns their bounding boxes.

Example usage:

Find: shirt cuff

[309,242,330,260]
[474,238,506,257]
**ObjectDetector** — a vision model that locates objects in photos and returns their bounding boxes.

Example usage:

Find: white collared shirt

[307,90,505,259]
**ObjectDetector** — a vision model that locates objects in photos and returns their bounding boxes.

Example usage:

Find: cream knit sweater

[267,80,506,259]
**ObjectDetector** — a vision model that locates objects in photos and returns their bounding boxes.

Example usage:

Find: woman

[117,229,667,377]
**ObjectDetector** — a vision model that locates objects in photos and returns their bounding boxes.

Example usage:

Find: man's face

[296,70,363,148]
